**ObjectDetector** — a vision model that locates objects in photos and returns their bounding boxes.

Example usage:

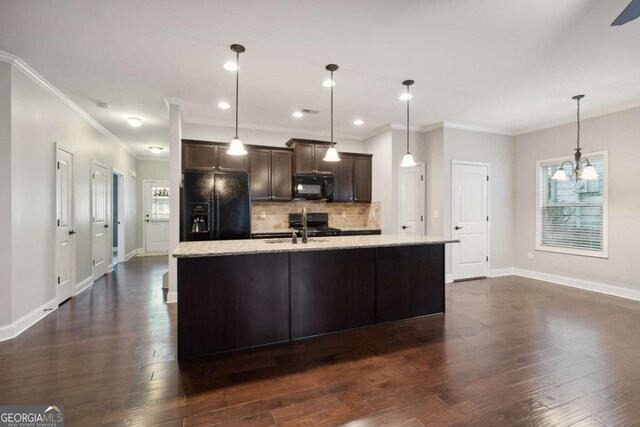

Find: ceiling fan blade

[611,0,640,26]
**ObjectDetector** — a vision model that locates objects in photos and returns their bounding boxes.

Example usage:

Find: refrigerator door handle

[215,194,220,240]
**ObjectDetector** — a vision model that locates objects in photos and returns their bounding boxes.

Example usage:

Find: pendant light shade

[228,44,247,156]
[323,64,341,162]
[551,95,598,181]
[400,79,416,168]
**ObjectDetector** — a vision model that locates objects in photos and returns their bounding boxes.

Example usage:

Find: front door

[399,163,425,235]
[56,146,75,303]
[92,162,109,279]
[144,181,170,253]
[452,162,489,280]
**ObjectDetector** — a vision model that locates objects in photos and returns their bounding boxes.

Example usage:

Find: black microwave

[293,175,334,200]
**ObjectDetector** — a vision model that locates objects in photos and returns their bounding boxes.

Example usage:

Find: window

[149,186,170,220]
[536,151,608,258]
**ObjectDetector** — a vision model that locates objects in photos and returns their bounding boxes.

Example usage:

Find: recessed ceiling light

[292,111,304,118]
[322,79,336,88]
[218,101,230,109]
[399,93,413,101]
[148,146,164,154]
[128,117,142,127]
[353,119,364,126]
[223,61,238,71]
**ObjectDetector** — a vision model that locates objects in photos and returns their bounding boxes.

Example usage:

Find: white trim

[112,168,126,264]
[535,150,609,259]
[390,123,423,133]
[125,248,143,261]
[0,298,58,342]
[512,268,640,302]
[451,160,491,281]
[489,268,514,277]
[445,274,453,284]
[0,50,135,158]
[183,116,363,141]
[164,97,184,108]
[138,156,169,162]
[137,251,169,257]
[166,291,177,304]
[74,276,94,295]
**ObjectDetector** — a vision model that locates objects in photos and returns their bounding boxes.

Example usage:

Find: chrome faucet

[301,207,308,244]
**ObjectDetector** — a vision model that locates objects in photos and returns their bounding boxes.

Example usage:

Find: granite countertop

[174,235,459,258]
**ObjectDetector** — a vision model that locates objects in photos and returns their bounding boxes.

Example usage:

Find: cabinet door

[183,143,218,171]
[314,145,334,175]
[271,150,292,200]
[293,142,315,175]
[334,154,354,202]
[219,146,249,172]
[249,149,271,201]
[353,156,372,203]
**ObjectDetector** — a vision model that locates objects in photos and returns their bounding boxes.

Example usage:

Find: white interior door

[56,146,75,303]
[399,163,425,235]
[144,181,170,253]
[452,162,489,280]
[92,162,109,279]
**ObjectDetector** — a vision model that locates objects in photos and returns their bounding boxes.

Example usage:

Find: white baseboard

[445,274,453,283]
[124,248,143,261]
[512,268,640,302]
[489,268,515,277]
[138,251,169,257]
[0,298,57,342]
[74,275,94,295]
[166,291,177,304]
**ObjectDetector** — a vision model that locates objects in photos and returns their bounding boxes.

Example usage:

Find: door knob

[104,224,109,228]
[455,226,463,230]
[69,230,76,235]
[402,225,409,229]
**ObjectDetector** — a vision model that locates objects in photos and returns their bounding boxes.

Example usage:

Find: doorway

[398,162,425,235]
[143,180,170,253]
[92,161,109,280]
[451,161,490,280]
[112,169,125,266]
[55,144,75,304]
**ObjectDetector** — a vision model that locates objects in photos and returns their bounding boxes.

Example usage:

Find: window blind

[537,155,605,254]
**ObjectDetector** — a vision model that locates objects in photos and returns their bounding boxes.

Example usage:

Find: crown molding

[164,97,184,108]
[0,50,137,158]
[441,121,515,136]
[137,156,169,162]
[362,124,393,140]
[182,116,363,141]
[389,122,423,132]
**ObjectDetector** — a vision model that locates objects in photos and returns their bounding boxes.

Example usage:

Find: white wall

[364,129,393,234]
[514,107,640,291]
[0,62,12,325]
[424,128,444,237]
[182,122,364,153]
[136,159,170,249]
[6,65,139,322]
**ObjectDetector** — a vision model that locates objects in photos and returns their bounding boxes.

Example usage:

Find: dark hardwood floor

[2,256,640,426]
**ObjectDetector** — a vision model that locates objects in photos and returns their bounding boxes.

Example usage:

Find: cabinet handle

[354,197,358,201]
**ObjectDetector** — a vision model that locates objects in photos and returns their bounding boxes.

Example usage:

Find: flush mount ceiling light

[292,111,304,118]
[218,101,230,109]
[223,61,238,71]
[322,79,336,88]
[128,117,142,127]
[551,95,598,181]
[323,64,341,162]
[400,80,417,168]
[353,119,364,126]
[227,44,247,156]
[148,146,164,154]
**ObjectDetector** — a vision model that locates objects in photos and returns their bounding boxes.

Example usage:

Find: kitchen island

[173,235,458,359]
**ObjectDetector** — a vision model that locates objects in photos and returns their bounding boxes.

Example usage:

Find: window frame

[535,150,609,258]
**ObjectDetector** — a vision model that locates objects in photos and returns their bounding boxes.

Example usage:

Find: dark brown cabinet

[333,153,372,203]
[249,148,292,201]
[182,140,249,172]
[286,139,334,176]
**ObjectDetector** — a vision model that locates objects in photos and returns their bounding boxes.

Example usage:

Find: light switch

[433,210,439,219]
[342,210,347,218]
[260,211,266,220]
[527,252,533,260]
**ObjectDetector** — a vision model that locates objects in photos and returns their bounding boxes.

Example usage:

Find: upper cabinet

[334,153,372,203]
[286,139,334,176]
[249,148,292,201]
[182,140,249,173]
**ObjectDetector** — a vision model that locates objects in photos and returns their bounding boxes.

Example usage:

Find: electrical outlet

[527,252,533,260]
[260,211,266,220]
[370,210,376,218]
[433,210,439,219]
[342,210,347,218]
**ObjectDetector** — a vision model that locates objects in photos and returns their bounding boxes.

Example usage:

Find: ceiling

[1,0,639,158]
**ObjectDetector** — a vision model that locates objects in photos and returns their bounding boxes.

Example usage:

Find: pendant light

[400,80,416,168]
[228,44,247,156]
[551,95,598,181]
[323,64,341,162]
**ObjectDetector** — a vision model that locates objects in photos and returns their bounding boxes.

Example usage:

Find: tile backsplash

[252,201,381,232]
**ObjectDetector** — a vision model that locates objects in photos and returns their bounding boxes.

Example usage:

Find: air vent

[301,109,320,114]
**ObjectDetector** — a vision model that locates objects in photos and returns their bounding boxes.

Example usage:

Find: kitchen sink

[264,239,290,244]
[263,238,328,244]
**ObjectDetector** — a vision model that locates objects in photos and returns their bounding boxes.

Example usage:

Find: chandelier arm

[559,160,576,171]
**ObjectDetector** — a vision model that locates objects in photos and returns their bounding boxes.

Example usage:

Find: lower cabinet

[290,249,375,339]
[341,230,381,236]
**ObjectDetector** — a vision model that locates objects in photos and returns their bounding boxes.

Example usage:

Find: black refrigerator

[181,171,251,241]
